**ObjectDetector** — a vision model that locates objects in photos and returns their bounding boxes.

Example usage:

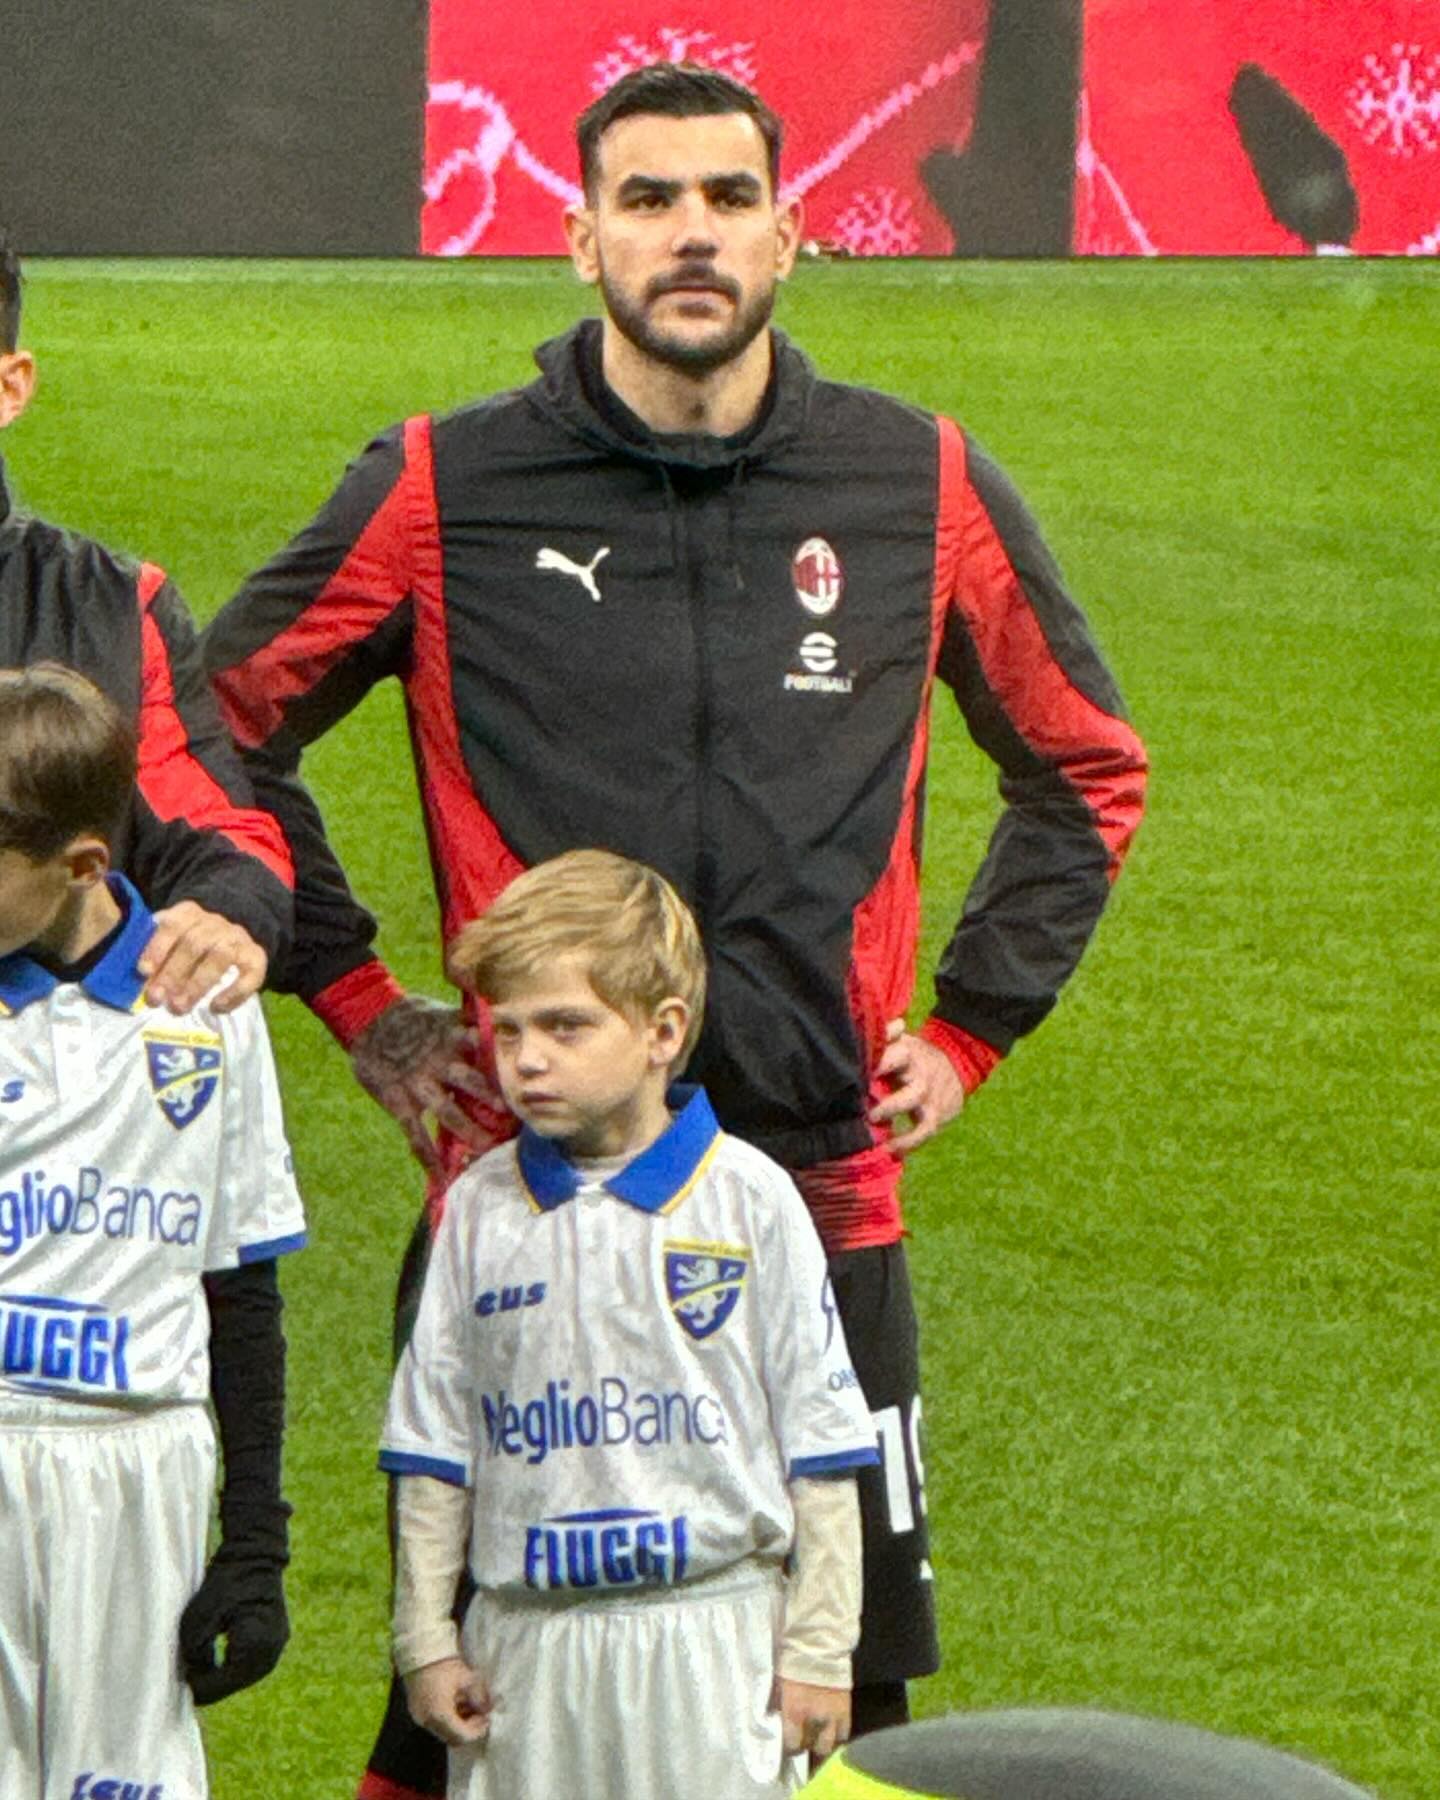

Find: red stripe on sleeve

[212,484,414,751]
[138,576,295,885]
[846,421,961,1117]
[402,415,527,946]
[941,419,1147,878]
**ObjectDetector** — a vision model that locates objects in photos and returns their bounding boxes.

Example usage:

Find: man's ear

[774,195,803,282]
[564,202,601,286]
[0,351,36,428]
[60,835,111,889]
[649,997,692,1071]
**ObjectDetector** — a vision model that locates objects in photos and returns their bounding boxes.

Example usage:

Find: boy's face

[0,845,72,959]
[489,953,685,1159]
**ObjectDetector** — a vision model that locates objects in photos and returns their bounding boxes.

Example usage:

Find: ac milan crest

[791,537,844,617]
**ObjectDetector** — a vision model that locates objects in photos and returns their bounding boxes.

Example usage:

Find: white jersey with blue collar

[381,1086,878,1597]
[0,876,305,1408]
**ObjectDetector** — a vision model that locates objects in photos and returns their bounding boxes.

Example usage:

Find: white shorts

[449,1565,805,1800]
[0,1394,215,1800]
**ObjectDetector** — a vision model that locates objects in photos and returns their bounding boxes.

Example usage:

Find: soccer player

[202,62,1148,1795]
[0,226,292,1011]
[382,850,878,1799]
[0,665,306,1799]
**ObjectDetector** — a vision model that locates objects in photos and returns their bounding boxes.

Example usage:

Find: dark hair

[576,62,783,198]
[0,228,20,354]
[0,665,136,859]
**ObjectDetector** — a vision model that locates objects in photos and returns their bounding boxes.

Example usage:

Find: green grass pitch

[11,256,1438,1797]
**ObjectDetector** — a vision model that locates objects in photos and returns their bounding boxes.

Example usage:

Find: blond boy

[380,850,878,1799]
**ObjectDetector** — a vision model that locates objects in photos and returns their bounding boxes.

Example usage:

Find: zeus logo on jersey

[1,1295,131,1392]
[524,1508,690,1591]
[1,1079,24,1103]
[664,1239,748,1341]
[475,1281,546,1318]
[68,1774,164,1800]
[143,1030,222,1129]
[0,1166,204,1256]
[481,1375,727,1467]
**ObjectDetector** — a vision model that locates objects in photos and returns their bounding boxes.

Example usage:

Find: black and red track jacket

[0,458,294,962]
[204,323,1146,1241]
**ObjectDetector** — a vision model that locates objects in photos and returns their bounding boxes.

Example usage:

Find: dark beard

[599,265,776,379]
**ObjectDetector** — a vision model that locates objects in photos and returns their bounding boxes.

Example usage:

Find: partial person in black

[0,228,292,1009]
[800,1708,1377,1799]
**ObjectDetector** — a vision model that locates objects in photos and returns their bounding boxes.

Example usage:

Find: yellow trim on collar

[657,1134,724,1214]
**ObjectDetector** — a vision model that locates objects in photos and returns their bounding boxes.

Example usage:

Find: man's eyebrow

[615,174,682,202]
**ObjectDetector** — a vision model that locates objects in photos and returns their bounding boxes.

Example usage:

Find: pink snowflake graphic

[593,29,758,93]
[1346,43,1440,157]
[830,187,922,257]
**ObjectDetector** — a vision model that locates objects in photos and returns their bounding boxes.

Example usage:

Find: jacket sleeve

[927,423,1148,1057]
[128,564,295,970]
[201,424,421,1042]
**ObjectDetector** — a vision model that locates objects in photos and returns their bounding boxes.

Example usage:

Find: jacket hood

[530,317,817,473]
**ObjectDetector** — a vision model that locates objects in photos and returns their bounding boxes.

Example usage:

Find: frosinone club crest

[144,1030,223,1129]
[664,1240,750,1342]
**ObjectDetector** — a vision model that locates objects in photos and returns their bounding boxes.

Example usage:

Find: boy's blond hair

[449,850,707,1065]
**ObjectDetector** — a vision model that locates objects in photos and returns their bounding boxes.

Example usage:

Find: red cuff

[921,1016,1004,1096]
[309,961,407,1050]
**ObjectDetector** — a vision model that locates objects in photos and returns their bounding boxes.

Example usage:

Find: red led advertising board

[423,2,1438,256]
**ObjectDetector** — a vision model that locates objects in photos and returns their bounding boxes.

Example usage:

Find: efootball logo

[143,1031,223,1130]
[664,1240,749,1341]
[791,537,843,617]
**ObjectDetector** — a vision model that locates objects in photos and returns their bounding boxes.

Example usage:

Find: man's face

[567,111,801,379]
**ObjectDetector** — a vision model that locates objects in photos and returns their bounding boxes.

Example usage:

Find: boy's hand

[179,1550,289,1705]
[780,1678,851,1759]
[141,903,267,1014]
[404,1656,492,1746]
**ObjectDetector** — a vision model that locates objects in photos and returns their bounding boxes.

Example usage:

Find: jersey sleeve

[755,1170,879,1480]
[930,421,1149,1054]
[201,425,421,1024]
[379,1179,475,1488]
[204,997,307,1271]
[128,566,295,970]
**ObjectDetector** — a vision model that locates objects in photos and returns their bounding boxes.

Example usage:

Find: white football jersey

[381,1087,878,1596]
[0,879,306,1408]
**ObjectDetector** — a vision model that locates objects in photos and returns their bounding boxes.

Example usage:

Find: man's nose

[670,192,720,255]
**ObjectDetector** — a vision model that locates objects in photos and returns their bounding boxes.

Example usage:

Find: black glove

[180,1540,290,1705]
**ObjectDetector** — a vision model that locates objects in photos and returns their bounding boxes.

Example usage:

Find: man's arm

[910,424,1148,1123]
[126,564,295,1011]
[201,423,494,1166]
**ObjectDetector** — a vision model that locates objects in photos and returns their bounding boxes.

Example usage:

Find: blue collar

[517,1085,722,1215]
[0,875,152,1015]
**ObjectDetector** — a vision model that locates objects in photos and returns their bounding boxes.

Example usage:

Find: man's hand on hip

[351,994,502,1174]
[869,1018,965,1156]
[141,903,267,1014]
